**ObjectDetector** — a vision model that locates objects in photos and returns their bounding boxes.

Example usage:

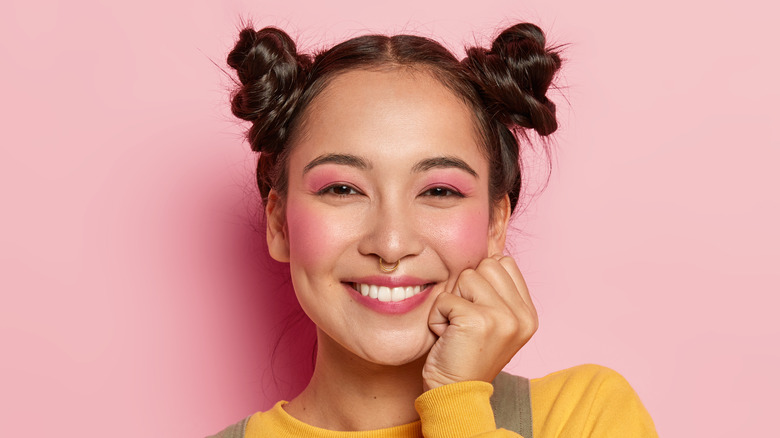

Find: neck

[284,328,426,431]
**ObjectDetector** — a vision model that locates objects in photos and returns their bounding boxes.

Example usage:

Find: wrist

[415,380,496,438]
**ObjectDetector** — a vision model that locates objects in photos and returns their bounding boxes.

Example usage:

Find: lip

[342,279,435,315]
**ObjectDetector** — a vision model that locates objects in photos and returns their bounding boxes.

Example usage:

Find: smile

[350,283,433,302]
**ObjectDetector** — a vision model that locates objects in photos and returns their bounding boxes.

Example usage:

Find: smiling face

[266,68,509,366]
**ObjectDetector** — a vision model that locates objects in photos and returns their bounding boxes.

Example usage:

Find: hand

[422,255,538,391]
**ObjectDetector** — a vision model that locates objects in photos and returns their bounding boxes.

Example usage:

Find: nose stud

[378,257,400,273]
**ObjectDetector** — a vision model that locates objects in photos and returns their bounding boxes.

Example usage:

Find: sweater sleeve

[581,366,658,437]
[414,381,523,438]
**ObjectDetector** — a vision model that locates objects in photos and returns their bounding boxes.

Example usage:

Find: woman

[211,21,658,437]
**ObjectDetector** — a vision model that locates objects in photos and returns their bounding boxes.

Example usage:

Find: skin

[265,68,538,431]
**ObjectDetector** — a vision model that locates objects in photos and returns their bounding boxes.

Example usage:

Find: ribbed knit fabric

[241,364,658,438]
[530,364,658,437]
[246,401,423,438]
[414,381,497,437]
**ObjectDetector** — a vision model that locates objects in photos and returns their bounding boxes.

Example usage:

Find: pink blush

[284,200,330,266]
[283,187,365,268]
[451,210,491,257]
[416,170,492,264]
[419,201,493,267]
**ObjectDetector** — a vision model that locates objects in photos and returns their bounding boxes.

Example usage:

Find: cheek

[284,199,329,268]
[423,206,491,268]
[284,197,357,269]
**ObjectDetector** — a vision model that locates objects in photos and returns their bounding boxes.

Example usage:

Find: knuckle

[498,255,516,266]
[524,317,540,337]
[459,268,478,280]
[478,257,499,268]
[503,316,520,335]
[478,258,503,275]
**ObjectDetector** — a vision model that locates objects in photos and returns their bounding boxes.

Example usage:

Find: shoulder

[530,363,642,407]
[530,364,658,437]
[531,363,632,394]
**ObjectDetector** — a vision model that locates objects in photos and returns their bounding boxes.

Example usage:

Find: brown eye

[319,184,360,197]
[421,186,463,197]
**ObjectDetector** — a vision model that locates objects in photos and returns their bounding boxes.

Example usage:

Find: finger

[496,256,537,320]
[450,267,505,307]
[428,291,480,336]
[472,257,527,310]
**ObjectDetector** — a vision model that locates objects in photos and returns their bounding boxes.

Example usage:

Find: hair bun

[464,23,562,136]
[226,26,311,152]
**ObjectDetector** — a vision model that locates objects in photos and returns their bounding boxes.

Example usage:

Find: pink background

[1,0,778,436]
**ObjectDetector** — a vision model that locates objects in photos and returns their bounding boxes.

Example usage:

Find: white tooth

[404,286,414,298]
[391,287,405,302]
[360,283,369,296]
[377,286,391,302]
[414,285,421,295]
[369,285,378,299]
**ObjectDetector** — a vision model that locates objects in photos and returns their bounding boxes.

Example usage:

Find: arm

[531,364,658,438]
[419,253,535,437]
[581,366,657,437]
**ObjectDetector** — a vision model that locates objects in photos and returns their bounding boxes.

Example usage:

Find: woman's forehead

[310,68,466,117]
[290,69,485,169]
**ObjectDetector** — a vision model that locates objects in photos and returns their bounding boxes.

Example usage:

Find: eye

[318,184,361,197]
[421,186,464,198]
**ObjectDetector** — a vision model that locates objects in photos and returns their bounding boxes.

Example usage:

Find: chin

[357,333,435,367]
[315,318,438,369]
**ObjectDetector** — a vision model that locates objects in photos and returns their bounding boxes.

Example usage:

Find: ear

[487,194,511,256]
[265,189,290,263]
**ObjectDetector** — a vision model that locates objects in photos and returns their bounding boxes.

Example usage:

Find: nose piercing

[378,257,399,273]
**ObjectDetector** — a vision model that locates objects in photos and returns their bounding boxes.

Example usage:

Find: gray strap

[205,415,250,438]
[491,371,533,438]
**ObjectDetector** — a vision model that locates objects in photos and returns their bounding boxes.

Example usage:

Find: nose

[357,201,425,264]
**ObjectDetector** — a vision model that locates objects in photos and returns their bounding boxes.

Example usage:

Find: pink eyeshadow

[304,168,361,192]
[417,169,478,195]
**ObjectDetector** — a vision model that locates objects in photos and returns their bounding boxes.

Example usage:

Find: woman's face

[266,68,508,366]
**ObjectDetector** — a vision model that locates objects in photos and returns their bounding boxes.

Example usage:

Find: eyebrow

[302,153,372,174]
[411,156,478,178]
[301,153,478,178]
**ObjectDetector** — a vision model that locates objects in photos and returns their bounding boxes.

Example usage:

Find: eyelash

[317,184,362,197]
[421,186,464,198]
[316,184,464,198]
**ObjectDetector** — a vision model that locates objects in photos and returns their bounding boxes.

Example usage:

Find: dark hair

[227,22,562,215]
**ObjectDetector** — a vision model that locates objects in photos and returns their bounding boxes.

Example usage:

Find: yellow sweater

[244,364,658,438]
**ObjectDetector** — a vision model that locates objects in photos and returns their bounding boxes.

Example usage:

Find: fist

[422,256,538,391]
